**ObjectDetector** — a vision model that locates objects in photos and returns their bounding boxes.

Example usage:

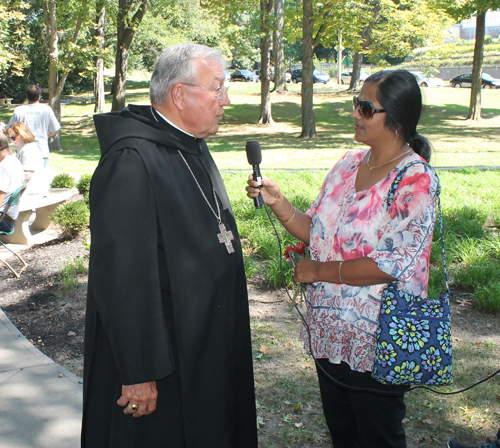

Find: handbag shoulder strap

[386,160,440,209]
[387,160,450,297]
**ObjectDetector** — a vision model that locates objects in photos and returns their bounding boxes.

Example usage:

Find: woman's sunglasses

[352,95,386,119]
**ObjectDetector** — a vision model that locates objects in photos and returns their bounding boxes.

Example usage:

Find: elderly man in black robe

[82,43,258,448]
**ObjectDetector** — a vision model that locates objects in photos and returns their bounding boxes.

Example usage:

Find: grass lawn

[1,75,499,447]
[1,79,499,175]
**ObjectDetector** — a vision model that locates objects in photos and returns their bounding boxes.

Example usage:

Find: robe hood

[92,104,233,213]
[94,104,202,157]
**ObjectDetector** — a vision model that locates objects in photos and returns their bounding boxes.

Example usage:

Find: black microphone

[246,140,264,209]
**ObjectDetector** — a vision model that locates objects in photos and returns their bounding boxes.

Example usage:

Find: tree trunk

[111,0,148,112]
[467,10,486,121]
[42,0,87,150]
[272,0,287,93]
[300,0,316,138]
[42,0,62,150]
[258,0,275,125]
[349,53,364,91]
[94,2,106,114]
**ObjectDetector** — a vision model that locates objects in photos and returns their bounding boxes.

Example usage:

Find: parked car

[268,68,292,83]
[291,69,330,84]
[341,70,370,85]
[224,70,233,82]
[230,70,259,82]
[410,71,444,88]
[449,73,500,88]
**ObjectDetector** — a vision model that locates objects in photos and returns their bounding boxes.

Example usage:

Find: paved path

[0,308,82,447]
[0,231,82,447]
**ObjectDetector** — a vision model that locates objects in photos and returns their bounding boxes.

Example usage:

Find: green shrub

[82,233,91,252]
[76,173,92,197]
[59,255,89,294]
[475,281,500,313]
[244,256,257,279]
[50,200,90,238]
[50,173,76,189]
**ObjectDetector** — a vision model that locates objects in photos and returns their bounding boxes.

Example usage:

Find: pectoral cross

[217,223,235,254]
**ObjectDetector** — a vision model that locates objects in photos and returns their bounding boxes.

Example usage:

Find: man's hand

[117,381,158,417]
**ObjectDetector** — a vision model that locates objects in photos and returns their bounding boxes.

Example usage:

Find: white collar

[151,107,195,138]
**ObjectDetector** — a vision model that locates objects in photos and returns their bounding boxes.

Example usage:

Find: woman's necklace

[366,147,412,170]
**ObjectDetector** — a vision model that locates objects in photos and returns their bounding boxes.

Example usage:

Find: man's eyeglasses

[7,135,15,141]
[181,83,229,100]
[352,95,386,119]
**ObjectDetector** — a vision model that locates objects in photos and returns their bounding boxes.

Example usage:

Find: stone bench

[0,188,77,245]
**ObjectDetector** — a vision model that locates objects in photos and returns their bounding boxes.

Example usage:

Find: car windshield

[241,70,253,75]
[313,70,324,75]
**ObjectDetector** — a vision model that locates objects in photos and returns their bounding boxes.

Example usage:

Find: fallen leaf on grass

[292,402,303,412]
[422,419,434,425]
[294,422,304,428]
[457,298,473,308]
[260,344,269,355]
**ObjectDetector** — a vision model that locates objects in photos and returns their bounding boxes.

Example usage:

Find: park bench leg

[31,202,64,232]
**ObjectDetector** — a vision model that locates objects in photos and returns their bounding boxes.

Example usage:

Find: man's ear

[171,84,185,111]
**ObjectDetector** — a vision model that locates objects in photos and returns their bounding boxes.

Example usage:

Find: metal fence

[292,63,500,81]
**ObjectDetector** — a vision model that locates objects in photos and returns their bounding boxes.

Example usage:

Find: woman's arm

[294,257,397,287]
[247,175,311,244]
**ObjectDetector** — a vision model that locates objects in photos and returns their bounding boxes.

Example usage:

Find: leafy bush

[50,173,76,189]
[244,256,257,279]
[59,256,89,294]
[50,200,90,238]
[77,173,92,202]
[475,281,500,313]
[82,233,91,252]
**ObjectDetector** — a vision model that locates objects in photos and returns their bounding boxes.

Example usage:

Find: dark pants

[316,359,410,448]
[0,217,14,233]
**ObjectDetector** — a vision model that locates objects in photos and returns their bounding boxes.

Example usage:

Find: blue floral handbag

[372,161,453,386]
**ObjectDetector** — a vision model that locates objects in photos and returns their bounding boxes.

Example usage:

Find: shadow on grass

[213,95,500,155]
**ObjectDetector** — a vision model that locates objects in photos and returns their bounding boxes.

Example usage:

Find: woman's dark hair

[365,70,432,162]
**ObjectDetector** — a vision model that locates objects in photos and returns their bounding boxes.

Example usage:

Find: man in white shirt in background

[8,85,61,170]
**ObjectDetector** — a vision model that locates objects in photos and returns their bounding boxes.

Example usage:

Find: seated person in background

[6,121,43,181]
[0,134,25,232]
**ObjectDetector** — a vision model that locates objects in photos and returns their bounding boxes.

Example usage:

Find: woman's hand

[246,175,282,206]
[293,258,320,284]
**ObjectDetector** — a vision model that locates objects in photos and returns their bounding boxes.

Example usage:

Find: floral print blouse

[301,148,439,373]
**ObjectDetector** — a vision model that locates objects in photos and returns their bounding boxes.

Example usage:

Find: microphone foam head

[246,140,262,165]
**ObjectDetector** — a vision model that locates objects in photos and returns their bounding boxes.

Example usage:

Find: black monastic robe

[82,105,258,447]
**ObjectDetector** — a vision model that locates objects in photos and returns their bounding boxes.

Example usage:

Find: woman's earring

[395,129,398,136]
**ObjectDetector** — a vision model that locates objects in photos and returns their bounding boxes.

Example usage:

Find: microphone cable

[259,196,500,397]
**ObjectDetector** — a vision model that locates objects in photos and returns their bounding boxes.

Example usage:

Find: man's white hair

[150,42,226,106]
